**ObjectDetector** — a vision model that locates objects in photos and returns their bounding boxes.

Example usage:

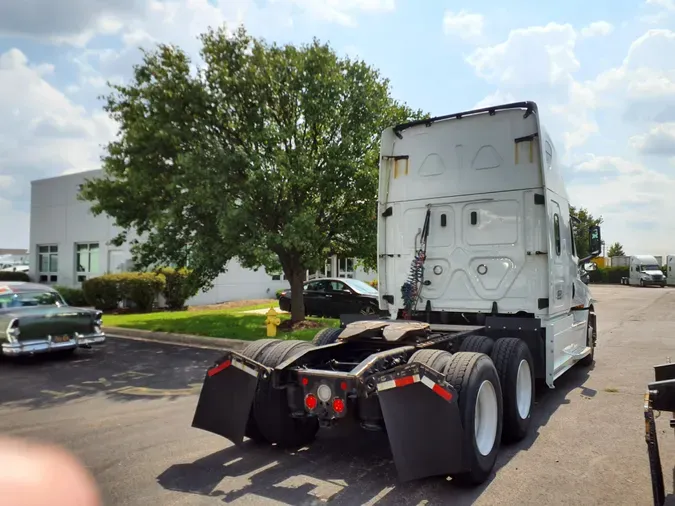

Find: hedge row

[54,285,88,307]
[82,267,194,312]
[0,271,30,282]
[589,265,669,284]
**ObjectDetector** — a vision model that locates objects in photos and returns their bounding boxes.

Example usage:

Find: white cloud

[631,123,675,156]
[580,21,614,38]
[568,155,675,254]
[472,91,516,109]
[0,48,118,249]
[466,23,579,87]
[0,0,144,47]
[443,10,484,41]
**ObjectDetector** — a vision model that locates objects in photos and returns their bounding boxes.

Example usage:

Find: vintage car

[0,282,105,357]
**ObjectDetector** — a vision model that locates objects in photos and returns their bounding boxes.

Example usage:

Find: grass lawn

[103,304,339,342]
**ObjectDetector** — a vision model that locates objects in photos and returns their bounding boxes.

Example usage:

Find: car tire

[459,335,495,355]
[445,352,503,487]
[312,327,343,346]
[359,304,378,315]
[490,338,534,444]
[252,340,319,448]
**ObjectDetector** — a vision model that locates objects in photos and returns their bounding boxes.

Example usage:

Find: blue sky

[1,0,674,255]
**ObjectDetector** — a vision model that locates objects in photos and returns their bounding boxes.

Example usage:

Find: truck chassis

[645,362,675,505]
[192,314,559,486]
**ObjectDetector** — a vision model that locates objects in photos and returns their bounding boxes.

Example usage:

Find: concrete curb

[104,326,250,352]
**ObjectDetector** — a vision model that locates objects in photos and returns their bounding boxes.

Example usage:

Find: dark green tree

[607,241,625,257]
[570,206,603,259]
[79,26,426,322]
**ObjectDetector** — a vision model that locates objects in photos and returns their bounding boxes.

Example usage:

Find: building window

[553,214,561,256]
[337,258,355,278]
[76,243,100,283]
[37,245,59,283]
[270,270,286,281]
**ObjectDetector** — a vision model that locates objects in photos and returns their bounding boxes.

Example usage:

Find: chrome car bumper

[1,333,106,356]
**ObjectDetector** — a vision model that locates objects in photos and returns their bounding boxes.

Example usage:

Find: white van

[666,255,675,286]
[623,255,665,287]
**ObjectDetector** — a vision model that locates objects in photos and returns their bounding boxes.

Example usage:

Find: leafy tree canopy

[79,26,426,321]
[570,206,603,259]
[607,241,625,257]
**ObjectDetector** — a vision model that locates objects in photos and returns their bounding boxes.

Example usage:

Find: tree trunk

[289,270,306,322]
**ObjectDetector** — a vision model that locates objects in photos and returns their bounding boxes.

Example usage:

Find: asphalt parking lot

[1,285,675,505]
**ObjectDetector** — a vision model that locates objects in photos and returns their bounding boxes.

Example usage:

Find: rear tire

[312,327,343,346]
[459,335,495,355]
[252,340,319,448]
[445,352,503,487]
[407,349,454,372]
[240,339,284,443]
[579,314,596,367]
[490,338,534,444]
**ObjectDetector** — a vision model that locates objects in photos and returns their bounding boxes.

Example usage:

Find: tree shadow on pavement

[0,337,222,410]
[157,364,594,505]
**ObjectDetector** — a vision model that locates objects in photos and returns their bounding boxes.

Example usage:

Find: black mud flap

[191,352,269,445]
[375,363,465,482]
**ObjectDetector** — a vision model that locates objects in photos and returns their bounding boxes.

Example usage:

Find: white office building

[28,170,375,306]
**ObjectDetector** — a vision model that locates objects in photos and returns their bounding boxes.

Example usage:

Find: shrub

[83,272,166,312]
[121,272,165,312]
[82,276,121,311]
[54,285,88,307]
[154,267,195,310]
[588,266,629,284]
[0,271,30,282]
[276,288,286,300]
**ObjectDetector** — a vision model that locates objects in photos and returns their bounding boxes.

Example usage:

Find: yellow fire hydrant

[265,307,281,337]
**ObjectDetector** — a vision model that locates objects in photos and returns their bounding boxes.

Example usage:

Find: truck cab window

[554,214,561,256]
[570,221,576,256]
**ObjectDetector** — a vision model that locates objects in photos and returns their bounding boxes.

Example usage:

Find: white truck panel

[667,255,675,285]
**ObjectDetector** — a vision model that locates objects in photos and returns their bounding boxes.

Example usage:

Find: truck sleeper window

[554,214,561,256]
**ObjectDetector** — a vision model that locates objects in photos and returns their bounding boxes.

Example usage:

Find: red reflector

[432,383,452,401]
[208,359,231,377]
[340,381,348,391]
[301,377,309,386]
[305,394,318,410]
[394,376,416,388]
[332,398,345,413]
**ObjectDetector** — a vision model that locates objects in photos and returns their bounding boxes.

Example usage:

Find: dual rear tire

[409,337,534,485]
[240,339,318,448]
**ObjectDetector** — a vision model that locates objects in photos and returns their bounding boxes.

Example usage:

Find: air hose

[401,208,431,319]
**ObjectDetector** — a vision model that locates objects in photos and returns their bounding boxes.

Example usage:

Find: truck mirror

[589,226,601,256]
[584,262,597,272]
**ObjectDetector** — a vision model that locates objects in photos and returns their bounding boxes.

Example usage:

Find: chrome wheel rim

[474,379,499,456]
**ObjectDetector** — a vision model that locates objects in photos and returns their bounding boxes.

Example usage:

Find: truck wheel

[240,339,284,443]
[252,340,319,448]
[491,338,534,444]
[640,279,645,287]
[445,352,503,487]
[579,315,596,367]
[312,327,343,346]
[408,349,454,372]
[459,335,495,355]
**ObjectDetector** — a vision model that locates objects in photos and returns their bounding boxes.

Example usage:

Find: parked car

[0,282,105,357]
[278,278,381,318]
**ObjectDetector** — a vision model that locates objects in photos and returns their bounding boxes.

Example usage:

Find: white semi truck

[191,102,602,487]
[620,255,665,287]
[666,255,675,286]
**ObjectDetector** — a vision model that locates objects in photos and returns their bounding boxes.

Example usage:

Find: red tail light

[332,398,345,413]
[305,393,318,410]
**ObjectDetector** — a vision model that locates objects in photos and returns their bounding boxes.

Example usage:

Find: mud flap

[375,364,465,482]
[191,353,268,445]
